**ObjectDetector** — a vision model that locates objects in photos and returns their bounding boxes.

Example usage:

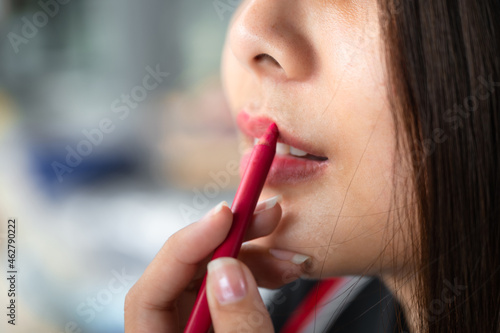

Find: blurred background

[0,0,242,331]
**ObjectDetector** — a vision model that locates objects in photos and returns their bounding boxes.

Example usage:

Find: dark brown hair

[379,0,500,332]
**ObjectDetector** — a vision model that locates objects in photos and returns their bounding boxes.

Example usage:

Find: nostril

[255,53,282,68]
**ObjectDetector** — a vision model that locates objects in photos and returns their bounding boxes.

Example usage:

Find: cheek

[221,45,252,114]
[336,109,396,217]
[318,114,397,276]
[255,103,398,277]
[220,45,236,110]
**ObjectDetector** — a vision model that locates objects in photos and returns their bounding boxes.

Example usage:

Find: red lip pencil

[184,123,279,333]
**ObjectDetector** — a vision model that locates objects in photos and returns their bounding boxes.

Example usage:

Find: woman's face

[222,0,409,282]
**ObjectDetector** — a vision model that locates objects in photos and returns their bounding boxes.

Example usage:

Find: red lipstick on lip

[237,111,328,185]
[184,123,278,333]
[240,152,328,185]
[236,111,274,138]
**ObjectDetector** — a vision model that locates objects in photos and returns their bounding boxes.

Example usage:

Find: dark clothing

[268,277,410,333]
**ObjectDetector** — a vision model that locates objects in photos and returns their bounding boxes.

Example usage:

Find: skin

[223,0,410,280]
[125,0,417,331]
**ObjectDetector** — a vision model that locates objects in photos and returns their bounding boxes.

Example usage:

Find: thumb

[206,257,274,333]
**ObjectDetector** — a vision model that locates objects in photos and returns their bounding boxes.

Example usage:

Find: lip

[236,111,329,185]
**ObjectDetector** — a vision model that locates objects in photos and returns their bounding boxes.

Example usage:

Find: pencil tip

[257,123,279,147]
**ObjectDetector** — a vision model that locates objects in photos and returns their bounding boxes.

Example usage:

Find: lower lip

[240,153,328,186]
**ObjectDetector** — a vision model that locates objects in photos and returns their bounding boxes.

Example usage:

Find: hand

[124,198,282,332]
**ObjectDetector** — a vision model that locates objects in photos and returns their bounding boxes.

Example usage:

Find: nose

[228,0,315,82]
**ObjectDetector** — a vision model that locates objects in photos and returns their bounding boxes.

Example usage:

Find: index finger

[125,202,233,332]
[135,202,233,307]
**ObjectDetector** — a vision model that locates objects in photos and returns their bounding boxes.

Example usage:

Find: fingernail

[269,248,311,265]
[211,201,229,216]
[255,195,282,213]
[208,258,247,305]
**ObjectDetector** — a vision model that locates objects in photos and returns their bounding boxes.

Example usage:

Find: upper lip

[236,111,328,159]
